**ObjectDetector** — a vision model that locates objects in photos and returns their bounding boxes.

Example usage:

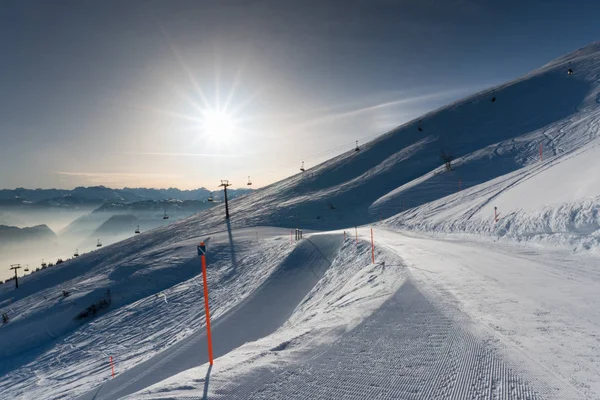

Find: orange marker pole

[355,227,358,245]
[110,356,115,378]
[198,242,214,365]
[344,231,346,240]
[370,228,375,264]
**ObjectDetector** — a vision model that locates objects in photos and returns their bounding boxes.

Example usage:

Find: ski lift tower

[219,180,232,220]
[9,264,21,289]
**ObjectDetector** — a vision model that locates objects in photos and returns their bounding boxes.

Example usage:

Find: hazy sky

[1,0,599,190]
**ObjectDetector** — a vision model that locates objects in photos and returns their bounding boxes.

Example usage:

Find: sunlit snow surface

[3,42,600,399]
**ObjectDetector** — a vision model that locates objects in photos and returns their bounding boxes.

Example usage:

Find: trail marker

[110,356,115,378]
[355,227,358,245]
[198,242,214,365]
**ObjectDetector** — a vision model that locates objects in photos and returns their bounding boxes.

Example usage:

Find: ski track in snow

[374,228,599,399]
[209,282,548,400]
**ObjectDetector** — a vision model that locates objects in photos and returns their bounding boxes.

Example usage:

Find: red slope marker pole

[370,228,375,264]
[355,227,358,245]
[198,242,214,365]
[110,356,115,378]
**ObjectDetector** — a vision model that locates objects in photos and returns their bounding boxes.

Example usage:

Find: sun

[201,109,236,144]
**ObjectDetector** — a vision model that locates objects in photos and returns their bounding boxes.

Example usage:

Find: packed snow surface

[3,42,600,399]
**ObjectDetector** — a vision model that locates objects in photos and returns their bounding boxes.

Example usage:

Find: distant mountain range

[0,186,253,208]
[0,224,56,247]
[93,199,217,213]
[60,199,217,246]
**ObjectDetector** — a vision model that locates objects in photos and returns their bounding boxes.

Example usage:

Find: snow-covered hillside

[133,41,600,237]
[2,42,600,400]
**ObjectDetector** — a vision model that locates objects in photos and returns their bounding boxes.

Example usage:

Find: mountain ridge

[0,186,253,206]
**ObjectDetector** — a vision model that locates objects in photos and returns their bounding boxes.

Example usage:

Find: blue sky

[1,0,599,189]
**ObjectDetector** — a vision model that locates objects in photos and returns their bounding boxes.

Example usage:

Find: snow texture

[2,42,600,400]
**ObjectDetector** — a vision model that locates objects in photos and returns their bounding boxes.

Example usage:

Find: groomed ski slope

[128,229,596,400]
[376,229,600,398]
[2,42,600,399]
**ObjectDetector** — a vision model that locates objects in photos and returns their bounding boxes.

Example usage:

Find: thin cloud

[54,171,184,187]
[128,152,246,158]
[296,87,477,130]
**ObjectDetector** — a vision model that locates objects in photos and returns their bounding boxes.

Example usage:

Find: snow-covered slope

[143,42,600,235]
[3,42,600,400]
[386,140,600,251]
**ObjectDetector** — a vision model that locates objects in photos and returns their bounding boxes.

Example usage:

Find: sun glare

[202,109,236,144]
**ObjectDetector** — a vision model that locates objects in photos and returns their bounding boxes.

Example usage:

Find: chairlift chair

[41,259,47,268]
[163,211,169,220]
[354,140,360,152]
[207,194,214,202]
[135,225,140,234]
[97,239,102,248]
[24,266,29,272]
[74,249,79,257]
[247,176,252,186]
[300,161,305,172]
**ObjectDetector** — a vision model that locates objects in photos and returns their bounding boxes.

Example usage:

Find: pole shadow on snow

[202,364,212,400]
[303,237,337,279]
[226,219,238,275]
